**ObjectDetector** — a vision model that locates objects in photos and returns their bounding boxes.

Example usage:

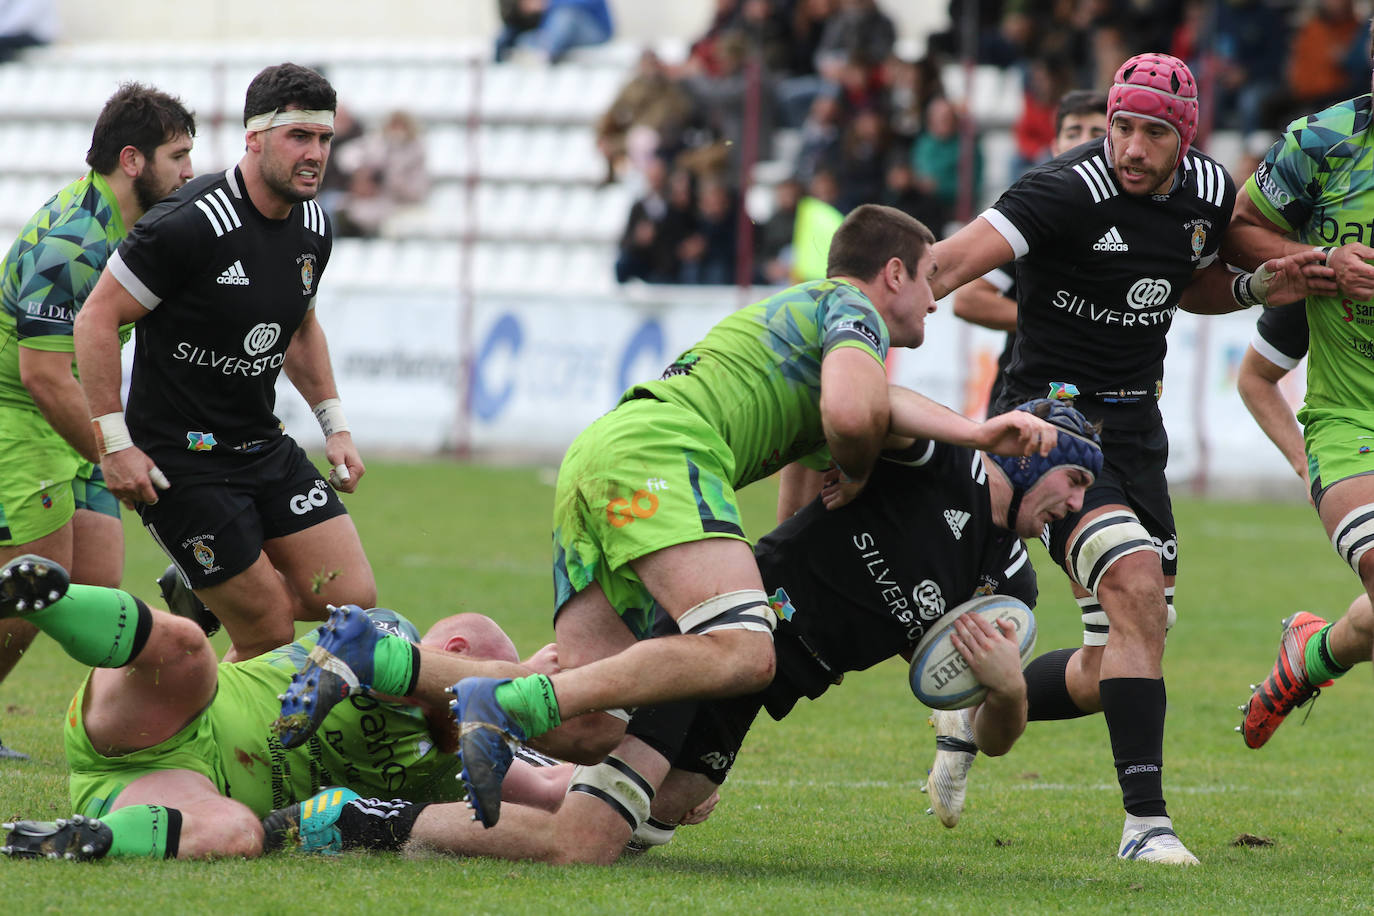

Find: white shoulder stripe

[213,188,242,228]
[1004,541,1029,578]
[195,199,224,236]
[302,200,326,236]
[980,207,1028,258]
[970,450,987,484]
[107,250,160,310]
[196,187,241,237]
[1186,155,1226,207]
[1073,156,1117,202]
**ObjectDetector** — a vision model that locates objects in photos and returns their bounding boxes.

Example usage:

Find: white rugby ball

[908,594,1037,710]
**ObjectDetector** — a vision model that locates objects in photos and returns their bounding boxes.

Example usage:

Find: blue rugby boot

[261,786,361,854]
[448,677,525,828]
[0,555,69,617]
[274,604,379,749]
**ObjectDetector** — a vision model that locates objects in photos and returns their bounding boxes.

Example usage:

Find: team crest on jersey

[1184,218,1212,261]
[297,253,317,295]
[182,535,221,573]
[186,431,217,452]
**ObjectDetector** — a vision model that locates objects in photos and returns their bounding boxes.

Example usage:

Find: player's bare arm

[72,270,165,506]
[886,386,1055,458]
[1179,248,1330,315]
[951,614,1027,757]
[18,348,100,462]
[953,276,1018,332]
[929,217,1016,301]
[283,309,364,492]
[1236,346,1310,493]
[776,462,827,522]
[818,345,888,493]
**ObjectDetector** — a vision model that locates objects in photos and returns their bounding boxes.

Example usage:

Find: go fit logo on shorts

[606,489,660,527]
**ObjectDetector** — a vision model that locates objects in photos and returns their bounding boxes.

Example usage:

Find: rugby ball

[908,594,1037,710]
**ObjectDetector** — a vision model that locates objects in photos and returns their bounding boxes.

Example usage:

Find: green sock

[24,585,150,668]
[370,634,419,697]
[102,805,182,858]
[1304,624,1351,684]
[493,675,562,738]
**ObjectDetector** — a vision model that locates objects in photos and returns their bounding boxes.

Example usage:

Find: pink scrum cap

[1107,52,1198,170]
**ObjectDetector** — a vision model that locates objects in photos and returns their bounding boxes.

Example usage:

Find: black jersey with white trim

[1252,300,1308,370]
[986,139,1234,424]
[109,166,331,459]
[754,439,1037,708]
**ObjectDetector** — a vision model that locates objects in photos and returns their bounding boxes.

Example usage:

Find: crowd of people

[3,3,1374,883]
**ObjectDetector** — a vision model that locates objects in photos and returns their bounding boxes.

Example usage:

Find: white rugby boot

[1117,815,1199,865]
[923,708,977,827]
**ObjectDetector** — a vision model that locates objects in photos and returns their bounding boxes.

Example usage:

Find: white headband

[244,108,335,132]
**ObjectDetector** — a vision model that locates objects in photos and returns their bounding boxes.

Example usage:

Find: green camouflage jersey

[0,171,129,410]
[1244,94,1374,414]
[214,609,463,815]
[626,279,889,485]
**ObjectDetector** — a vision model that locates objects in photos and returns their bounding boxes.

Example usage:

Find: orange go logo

[607,489,660,527]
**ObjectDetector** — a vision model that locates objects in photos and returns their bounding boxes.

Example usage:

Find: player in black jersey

[953,90,1108,409]
[73,64,376,662]
[257,399,1103,863]
[926,53,1329,865]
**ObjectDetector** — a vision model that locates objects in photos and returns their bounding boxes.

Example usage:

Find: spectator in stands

[333,110,430,238]
[881,158,948,236]
[678,178,739,285]
[0,0,56,64]
[496,0,614,65]
[1285,0,1364,120]
[813,0,895,82]
[615,154,679,283]
[910,96,982,223]
[886,54,944,149]
[793,88,843,185]
[494,0,546,63]
[595,49,697,186]
[316,103,365,223]
[681,28,778,178]
[1010,55,1072,179]
[754,175,802,285]
[831,107,890,213]
[1212,0,1291,134]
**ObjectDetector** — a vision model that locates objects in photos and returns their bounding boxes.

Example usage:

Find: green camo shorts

[552,397,749,639]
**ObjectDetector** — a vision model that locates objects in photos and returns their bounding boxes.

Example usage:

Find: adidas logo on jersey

[944,509,971,539]
[1092,227,1129,252]
[216,260,250,286]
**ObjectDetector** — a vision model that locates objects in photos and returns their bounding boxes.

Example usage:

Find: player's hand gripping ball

[908,594,1037,710]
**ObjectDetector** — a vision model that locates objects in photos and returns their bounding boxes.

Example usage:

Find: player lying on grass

[1233,301,1374,748]
[259,398,1101,863]
[0,557,569,861]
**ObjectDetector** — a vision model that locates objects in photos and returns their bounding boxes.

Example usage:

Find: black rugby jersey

[108,166,331,460]
[1252,300,1308,368]
[755,439,1037,706]
[985,138,1234,424]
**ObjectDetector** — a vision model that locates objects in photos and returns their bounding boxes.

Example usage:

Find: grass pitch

[2,460,1371,914]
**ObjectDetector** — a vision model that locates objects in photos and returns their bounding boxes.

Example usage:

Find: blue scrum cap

[989,398,1103,506]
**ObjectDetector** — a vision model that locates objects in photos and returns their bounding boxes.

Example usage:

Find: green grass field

[2,460,1371,914]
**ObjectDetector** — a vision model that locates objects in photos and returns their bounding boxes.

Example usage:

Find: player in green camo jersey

[1229,46,1374,743]
[272,205,1061,833]
[0,555,569,861]
[0,83,194,761]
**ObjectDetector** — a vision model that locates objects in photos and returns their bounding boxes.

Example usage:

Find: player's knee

[179,805,264,859]
[678,590,776,691]
[149,614,214,662]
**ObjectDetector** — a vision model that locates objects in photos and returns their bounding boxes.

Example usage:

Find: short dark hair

[243,63,337,125]
[826,204,935,282]
[85,82,196,174]
[1054,89,1109,134]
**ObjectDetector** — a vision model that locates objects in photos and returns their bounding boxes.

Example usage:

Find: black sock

[337,798,430,851]
[1025,648,1090,720]
[1100,677,1167,819]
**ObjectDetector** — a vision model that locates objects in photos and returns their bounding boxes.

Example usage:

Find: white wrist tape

[92,412,133,455]
[312,398,350,437]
